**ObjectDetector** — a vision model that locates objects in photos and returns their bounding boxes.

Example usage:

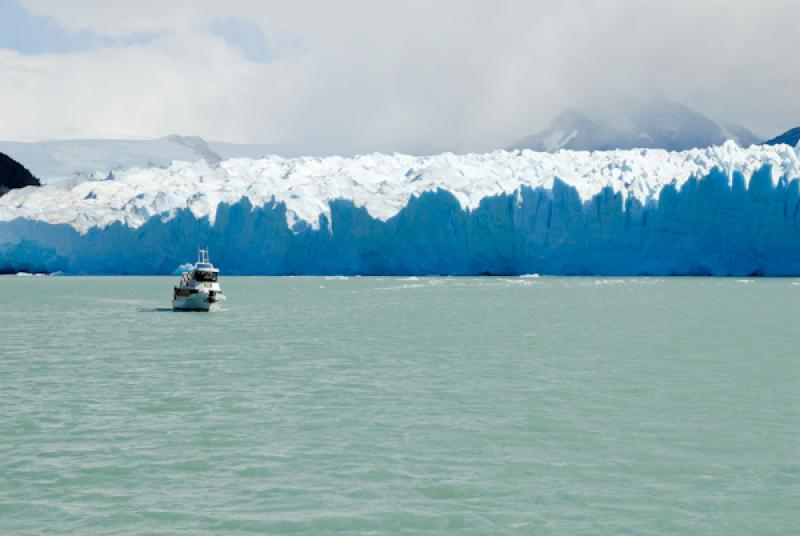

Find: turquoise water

[2,276,799,534]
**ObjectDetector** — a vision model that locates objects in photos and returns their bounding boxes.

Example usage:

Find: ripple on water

[1,276,798,534]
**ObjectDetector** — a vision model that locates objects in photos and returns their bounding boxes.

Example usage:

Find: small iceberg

[171,263,194,276]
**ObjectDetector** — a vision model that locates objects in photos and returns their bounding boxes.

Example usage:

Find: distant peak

[510,100,758,152]
[550,109,595,128]
[161,135,222,166]
[763,126,800,147]
[162,134,206,144]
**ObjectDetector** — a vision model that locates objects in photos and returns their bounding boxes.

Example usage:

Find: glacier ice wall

[1,142,800,275]
[1,167,800,275]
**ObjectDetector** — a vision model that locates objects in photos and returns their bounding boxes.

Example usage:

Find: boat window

[194,270,218,282]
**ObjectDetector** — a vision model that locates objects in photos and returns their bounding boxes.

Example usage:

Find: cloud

[208,19,272,64]
[0,0,158,54]
[0,0,799,154]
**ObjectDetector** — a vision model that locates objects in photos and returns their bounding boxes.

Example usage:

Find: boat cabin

[193,267,218,282]
[191,251,219,282]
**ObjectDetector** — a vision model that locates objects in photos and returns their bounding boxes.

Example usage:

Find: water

[2,276,799,534]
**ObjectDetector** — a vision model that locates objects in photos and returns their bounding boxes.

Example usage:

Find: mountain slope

[0,135,280,184]
[0,152,40,196]
[510,99,759,152]
[763,127,800,147]
[507,110,641,152]
[720,123,761,147]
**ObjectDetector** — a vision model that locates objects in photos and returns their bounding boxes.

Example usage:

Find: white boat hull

[172,293,221,312]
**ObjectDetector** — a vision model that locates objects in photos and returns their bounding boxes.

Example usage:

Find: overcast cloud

[0,0,797,154]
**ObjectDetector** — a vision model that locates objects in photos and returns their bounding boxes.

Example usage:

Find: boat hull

[172,293,221,312]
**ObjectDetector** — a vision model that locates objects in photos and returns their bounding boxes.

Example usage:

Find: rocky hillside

[509,99,760,152]
[764,127,800,147]
[0,152,40,196]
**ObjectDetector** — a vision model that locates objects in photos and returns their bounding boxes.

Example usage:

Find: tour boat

[172,249,225,311]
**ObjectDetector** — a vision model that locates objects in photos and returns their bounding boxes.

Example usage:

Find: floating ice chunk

[171,263,194,275]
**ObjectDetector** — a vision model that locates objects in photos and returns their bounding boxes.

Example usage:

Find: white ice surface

[1,141,799,235]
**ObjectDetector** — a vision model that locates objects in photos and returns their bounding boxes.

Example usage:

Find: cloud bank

[0,0,798,155]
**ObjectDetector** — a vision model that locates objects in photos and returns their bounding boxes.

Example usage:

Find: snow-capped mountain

[0,135,280,184]
[509,100,760,152]
[1,141,800,276]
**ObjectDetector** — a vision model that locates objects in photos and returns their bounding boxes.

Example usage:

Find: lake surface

[1,276,799,534]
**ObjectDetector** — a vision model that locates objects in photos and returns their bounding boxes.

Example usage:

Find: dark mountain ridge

[764,127,800,147]
[0,152,40,196]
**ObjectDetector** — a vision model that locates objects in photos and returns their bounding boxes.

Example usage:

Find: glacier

[1,141,800,275]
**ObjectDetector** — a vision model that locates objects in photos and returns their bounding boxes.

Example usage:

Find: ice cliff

[1,141,800,275]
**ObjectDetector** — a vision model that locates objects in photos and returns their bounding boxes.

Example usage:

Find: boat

[172,249,226,312]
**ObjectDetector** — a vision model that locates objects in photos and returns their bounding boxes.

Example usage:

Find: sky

[0,0,798,155]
